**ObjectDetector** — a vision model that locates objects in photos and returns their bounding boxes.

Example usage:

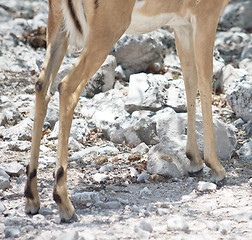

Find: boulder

[220,1,252,30]
[111,30,175,78]
[226,75,252,121]
[49,118,90,144]
[237,141,252,160]
[0,117,33,141]
[156,113,237,161]
[216,64,248,92]
[125,73,186,113]
[81,55,117,98]
[148,144,189,178]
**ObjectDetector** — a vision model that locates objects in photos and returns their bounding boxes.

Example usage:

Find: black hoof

[189,168,204,177]
[61,212,78,223]
[26,210,39,216]
[216,177,227,188]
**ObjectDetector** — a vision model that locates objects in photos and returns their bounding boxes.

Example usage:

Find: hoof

[189,168,204,177]
[25,200,40,215]
[216,177,227,188]
[61,212,78,223]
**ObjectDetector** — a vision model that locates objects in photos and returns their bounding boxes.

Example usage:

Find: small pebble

[95,156,108,165]
[137,172,149,183]
[129,167,139,177]
[197,181,217,192]
[128,153,141,162]
[0,200,5,213]
[140,187,152,198]
[149,174,165,182]
[56,230,79,240]
[92,173,109,183]
[218,220,232,235]
[134,220,153,239]
[248,178,252,187]
[167,215,189,232]
[99,164,114,173]
[0,176,10,190]
[132,142,149,154]
[4,227,21,238]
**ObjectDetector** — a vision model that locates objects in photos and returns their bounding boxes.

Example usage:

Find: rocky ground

[0,0,252,239]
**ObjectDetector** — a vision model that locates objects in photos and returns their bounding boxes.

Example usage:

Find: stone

[216,64,248,92]
[197,181,217,192]
[0,200,5,213]
[132,142,149,154]
[1,117,33,141]
[220,1,252,30]
[134,220,153,239]
[129,167,139,177]
[215,29,250,64]
[237,141,252,160]
[234,118,245,128]
[44,93,59,128]
[125,73,186,113]
[147,144,189,178]
[0,176,10,190]
[0,113,7,126]
[156,113,237,161]
[137,172,150,183]
[92,173,109,183]
[68,137,82,152]
[218,220,233,235]
[140,187,152,198]
[115,65,126,81]
[242,120,252,135]
[134,220,153,233]
[56,231,79,240]
[226,75,252,121]
[99,164,114,173]
[49,118,89,143]
[96,201,121,210]
[7,140,31,152]
[248,178,252,187]
[111,30,174,77]
[4,227,21,238]
[39,207,53,216]
[81,55,117,98]
[241,39,252,59]
[72,192,100,207]
[1,162,24,177]
[240,58,252,76]
[128,153,141,162]
[167,215,189,232]
[70,144,119,161]
[0,169,10,180]
[95,156,109,165]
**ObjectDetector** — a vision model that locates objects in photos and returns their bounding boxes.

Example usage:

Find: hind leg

[25,4,68,214]
[174,26,204,174]
[193,15,226,183]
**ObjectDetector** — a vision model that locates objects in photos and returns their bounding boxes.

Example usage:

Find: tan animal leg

[193,14,226,183]
[25,4,68,214]
[174,25,204,174]
[53,1,135,222]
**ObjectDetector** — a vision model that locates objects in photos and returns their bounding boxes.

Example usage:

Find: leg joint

[24,182,34,200]
[35,80,43,92]
[53,186,62,204]
[55,167,64,183]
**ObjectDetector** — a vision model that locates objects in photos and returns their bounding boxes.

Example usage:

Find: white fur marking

[126,3,190,35]
[62,0,88,49]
